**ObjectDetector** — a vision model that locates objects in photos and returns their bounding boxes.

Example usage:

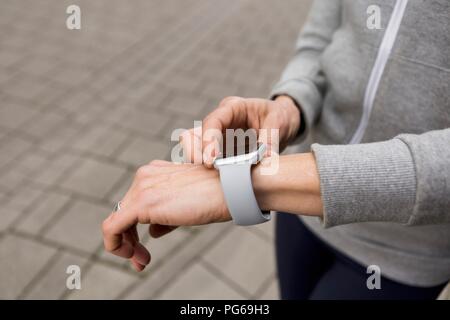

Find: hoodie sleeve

[311,128,450,228]
[270,0,341,141]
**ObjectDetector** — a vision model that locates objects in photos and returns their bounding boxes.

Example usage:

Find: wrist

[274,95,301,141]
[252,153,323,216]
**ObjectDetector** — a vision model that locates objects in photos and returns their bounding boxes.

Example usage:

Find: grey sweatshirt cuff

[311,138,417,228]
[270,79,322,143]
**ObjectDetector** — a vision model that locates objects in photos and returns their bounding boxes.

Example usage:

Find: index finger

[102,208,139,258]
[202,108,232,167]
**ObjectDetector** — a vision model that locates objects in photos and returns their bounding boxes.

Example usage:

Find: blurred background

[0,0,313,299]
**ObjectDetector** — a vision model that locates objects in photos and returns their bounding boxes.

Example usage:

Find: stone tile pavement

[0,0,314,299]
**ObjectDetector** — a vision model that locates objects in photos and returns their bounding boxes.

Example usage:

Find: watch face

[222,141,263,158]
[213,142,265,168]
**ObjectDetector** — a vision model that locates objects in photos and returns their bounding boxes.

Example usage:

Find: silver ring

[113,201,122,212]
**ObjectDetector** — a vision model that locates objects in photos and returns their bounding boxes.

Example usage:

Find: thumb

[201,104,235,167]
[202,117,223,168]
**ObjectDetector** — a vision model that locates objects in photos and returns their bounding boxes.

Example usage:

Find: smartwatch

[213,142,271,226]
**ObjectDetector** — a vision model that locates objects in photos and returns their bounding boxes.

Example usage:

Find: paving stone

[438,283,450,300]
[248,219,275,241]
[67,263,137,300]
[18,56,60,76]
[72,103,111,126]
[236,82,271,99]
[24,251,89,299]
[106,170,134,203]
[97,82,131,106]
[199,80,240,101]
[60,157,126,199]
[166,94,209,118]
[110,81,158,108]
[0,170,26,193]
[110,106,170,137]
[117,136,170,167]
[0,100,38,130]
[33,153,80,186]
[73,124,129,158]
[31,87,68,113]
[2,74,51,101]
[50,65,90,86]
[38,122,80,154]
[164,73,202,94]
[0,136,32,169]
[0,71,14,87]
[45,200,110,254]
[144,228,192,263]
[5,185,43,213]
[0,234,57,299]
[17,191,71,235]
[0,127,6,140]
[159,115,198,142]
[15,152,49,176]
[95,129,131,158]
[0,185,43,232]
[157,262,244,300]
[135,84,172,111]
[21,111,65,139]
[0,189,6,199]
[258,277,279,300]
[72,126,107,152]
[56,91,96,115]
[203,227,276,296]
[0,49,23,68]
[124,223,232,299]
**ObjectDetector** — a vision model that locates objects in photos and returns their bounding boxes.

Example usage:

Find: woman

[102,0,450,299]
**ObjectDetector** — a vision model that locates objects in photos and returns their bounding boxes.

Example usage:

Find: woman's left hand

[101,160,230,272]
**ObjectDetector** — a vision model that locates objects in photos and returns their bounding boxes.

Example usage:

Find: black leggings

[275,212,446,300]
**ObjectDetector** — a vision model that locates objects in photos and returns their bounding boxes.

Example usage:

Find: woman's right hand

[180,95,301,167]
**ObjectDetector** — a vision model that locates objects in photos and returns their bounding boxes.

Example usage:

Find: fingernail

[203,151,210,165]
[136,257,148,266]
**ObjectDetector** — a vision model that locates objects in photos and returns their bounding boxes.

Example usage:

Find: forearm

[252,153,323,217]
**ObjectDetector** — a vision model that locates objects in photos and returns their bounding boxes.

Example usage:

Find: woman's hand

[101,154,323,272]
[181,95,301,167]
[102,160,230,272]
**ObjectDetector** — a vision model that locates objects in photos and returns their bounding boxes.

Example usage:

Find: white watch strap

[218,163,271,226]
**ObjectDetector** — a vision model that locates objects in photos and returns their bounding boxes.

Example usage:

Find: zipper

[349,0,409,144]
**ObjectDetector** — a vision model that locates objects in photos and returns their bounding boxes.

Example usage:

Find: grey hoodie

[271,0,450,286]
